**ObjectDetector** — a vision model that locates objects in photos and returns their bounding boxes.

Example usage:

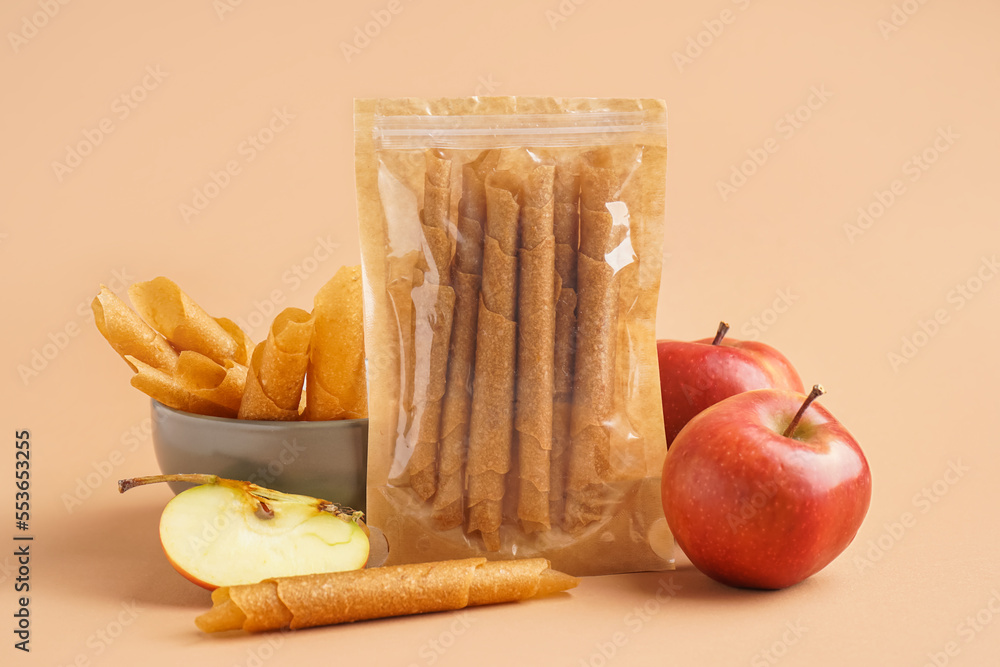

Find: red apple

[661,385,871,590]
[657,322,804,446]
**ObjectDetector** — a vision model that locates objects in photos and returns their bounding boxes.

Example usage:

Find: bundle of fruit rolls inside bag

[356,97,669,576]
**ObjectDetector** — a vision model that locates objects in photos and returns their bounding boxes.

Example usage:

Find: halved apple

[119,474,369,590]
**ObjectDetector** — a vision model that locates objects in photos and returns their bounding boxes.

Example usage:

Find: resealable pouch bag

[355,97,671,575]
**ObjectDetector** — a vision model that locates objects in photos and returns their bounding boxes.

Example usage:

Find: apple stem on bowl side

[118,472,226,493]
[782,384,826,438]
[711,321,730,346]
[118,474,366,529]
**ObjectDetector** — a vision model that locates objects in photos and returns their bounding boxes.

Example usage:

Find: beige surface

[2,0,998,664]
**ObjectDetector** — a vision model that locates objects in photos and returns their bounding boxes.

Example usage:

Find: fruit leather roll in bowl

[356,97,671,576]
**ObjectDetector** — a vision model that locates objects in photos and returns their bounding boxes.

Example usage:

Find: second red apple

[657,322,804,446]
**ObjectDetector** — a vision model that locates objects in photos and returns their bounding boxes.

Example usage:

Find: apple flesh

[661,387,871,590]
[119,474,369,590]
[657,322,804,446]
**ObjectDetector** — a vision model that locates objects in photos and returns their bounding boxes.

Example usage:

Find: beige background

[2,0,998,664]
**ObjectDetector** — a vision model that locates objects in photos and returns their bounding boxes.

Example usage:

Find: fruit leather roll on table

[196,557,578,633]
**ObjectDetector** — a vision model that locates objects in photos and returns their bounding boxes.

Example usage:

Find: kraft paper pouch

[356,97,670,576]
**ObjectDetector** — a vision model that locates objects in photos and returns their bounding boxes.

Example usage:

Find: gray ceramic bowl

[151,400,368,512]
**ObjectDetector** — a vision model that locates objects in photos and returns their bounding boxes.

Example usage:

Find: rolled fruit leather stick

[515,164,556,533]
[195,557,578,633]
[174,350,248,417]
[406,150,456,500]
[383,167,431,465]
[215,317,254,367]
[238,308,312,420]
[91,286,179,374]
[128,277,246,366]
[466,170,520,551]
[386,254,422,434]
[248,309,312,410]
[240,343,298,420]
[549,157,581,526]
[564,153,624,531]
[433,150,499,529]
[304,266,367,420]
[124,355,234,418]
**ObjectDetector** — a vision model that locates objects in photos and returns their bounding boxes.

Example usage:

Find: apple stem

[783,384,826,438]
[711,321,730,345]
[118,473,367,530]
[119,473,220,493]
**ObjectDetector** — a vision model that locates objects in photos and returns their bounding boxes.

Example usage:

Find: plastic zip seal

[373,110,668,150]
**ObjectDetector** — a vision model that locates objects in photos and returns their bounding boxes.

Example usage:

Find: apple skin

[661,388,871,590]
[657,331,804,446]
[158,484,369,590]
